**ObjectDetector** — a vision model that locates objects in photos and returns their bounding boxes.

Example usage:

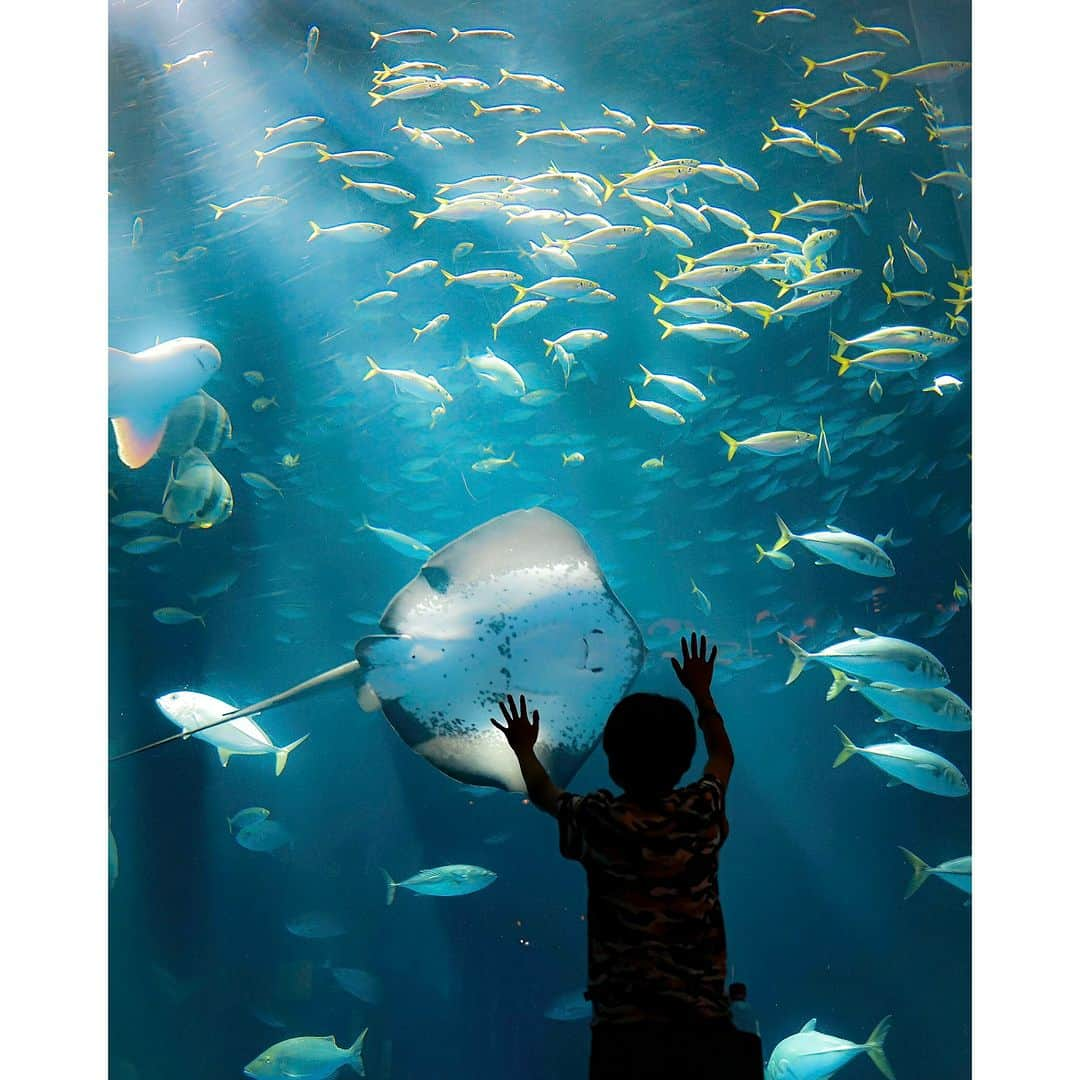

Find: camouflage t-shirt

[557,775,730,1026]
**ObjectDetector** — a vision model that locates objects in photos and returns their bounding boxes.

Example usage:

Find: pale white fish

[470,101,541,116]
[254,141,328,167]
[638,364,705,403]
[363,356,452,403]
[369,78,447,106]
[833,729,968,796]
[409,197,505,229]
[307,220,389,244]
[628,385,685,425]
[766,1016,893,1080]
[642,216,693,247]
[154,691,308,775]
[774,515,894,577]
[412,314,449,342]
[464,349,527,397]
[899,849,971,898]
[763,289,841,327]
[370,28,438,48]
[658,320,749,345]
[353,290,398,311]
[718,430,815,461]
[244,1030,367,1080]
[643,116,706,139]
[209,196,287,221]
[827,673,971,731]
[387,259,439,283]
[317,148,394,167]
[498,69,565,93]
[544,329,608,355]
[359,515,434,558]
[264,115,325,140]
[109,337,221,469]
[923,375,963,396]
[163,50,213,73]
[780,628,949,688]
[601,104,635,128]
[340,177,415,202]
[492,299,548,339]
[449,27,515,41]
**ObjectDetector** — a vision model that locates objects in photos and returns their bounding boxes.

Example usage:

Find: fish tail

[515,131,529,147]
[754,544,767,564]
[898,848,931,899]
[800,57,816,78]
[409,210,428,230]
[599,174,616,203]
[162,62,174,72]
[306,221,321,242]
[719,432,739,461]
[773,514,793,551]
[910,171,929,196]
[865,1016,895,1080]
[643,115,655,132]
[368,90,384,107]
[363,356,382,381]
[829,331,848,357]
[449,27,461,42]
[840,126,856,144]
[872,69,892,92]
[209,203,226,221]
[469,99,483,116]
[768,209,784,231]
[752,9,768,22]
[380,868,398,905]
[790,100,808,120]
[627,384,639,409]
[760,132,773,151]
[852,17,866,34]
[346,1029,368,1074]
[648,293,665,316]
[441,269,456,286]
[776,281,791,299]
[779,634,810,685]
[369,31,380,49]
[653,270,671,292]
[831,351,852,377]
[508,451,517,467]
[412,327,422,343]
[675,253,695,269]
[498,68,510,85]
[832,726,859,768]
[658,319,675,341]
[274,733,310,777]
[543,339,555,357]
[642,215,655,235]
[881,281,894,305]
[638,363,653,386]
[510,284,528,303]
[339,174,354,190]
[491,322,499,340]
[825,668,855,702]
[316,148,332,163]
[253,150,265,168]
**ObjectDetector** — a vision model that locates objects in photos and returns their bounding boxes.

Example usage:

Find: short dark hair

[602,692,696,798]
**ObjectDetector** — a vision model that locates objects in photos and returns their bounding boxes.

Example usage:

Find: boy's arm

[672,632,735,787]
[695,689,734,787]
[489,694,563,817]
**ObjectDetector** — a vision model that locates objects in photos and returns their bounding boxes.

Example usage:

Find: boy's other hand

[490,693,540,754]
[671,632,718,703]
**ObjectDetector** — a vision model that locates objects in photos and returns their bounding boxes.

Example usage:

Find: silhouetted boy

[491,632,763,1079]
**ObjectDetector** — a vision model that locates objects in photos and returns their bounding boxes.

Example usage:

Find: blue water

[109,1,971,1077]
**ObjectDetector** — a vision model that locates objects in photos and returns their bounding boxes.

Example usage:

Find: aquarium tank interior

[108,0,972,1077]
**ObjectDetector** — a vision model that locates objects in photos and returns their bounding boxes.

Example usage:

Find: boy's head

[729,982,747,1001]
[603,692,695,798]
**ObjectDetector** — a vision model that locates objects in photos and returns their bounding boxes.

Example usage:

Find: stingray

[112,508,646,791]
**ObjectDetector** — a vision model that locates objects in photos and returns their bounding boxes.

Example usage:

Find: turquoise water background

[108,1,971,1076]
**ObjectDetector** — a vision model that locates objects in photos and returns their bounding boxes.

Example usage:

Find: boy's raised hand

[671,632,718,702]
[489,693,540,753]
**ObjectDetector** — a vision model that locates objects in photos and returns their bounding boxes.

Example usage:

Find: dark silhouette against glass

[491,632,764,1079]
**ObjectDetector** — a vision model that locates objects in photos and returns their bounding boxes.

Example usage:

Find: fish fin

[111,414,169,470]
[865,1016,895,1080]
[543,339,555,357]
[825,524,845,532]
[469,99,483,116]
[800,1019,817,1033]
[761,132,773,151]
[825,668,855,702]
[648,293,665,316]
[768,209,784,231]
[441,270,455,286]
[653,270,671,292]
[510,284,528,303]
[853,627,877,637]
[658,319,675,341]
[306,221,321,242]
[885,778,903,788]
[363,356,381,381]
[369,31,380,48]
[408,210,428,229]
[381,868,398,905]
[718,432,738,461]
[754,544,766,564]
[642,215,655,235]
[347,1029,368,1073]
[638,363,653,386]
[910,171,929,197]
[209,203,226,221]
[898,848,930,899]
[800,56,816,78]
[872,69,892,92]
[881,282,894,304]
[675,253,695,269]
[830,351,851,377]
[274,733,310,776]
[840,126,856,144]
[778,633,809,684]
[627,384,638,409]
[598,174,616,202]
[832,727,858,768]
[217,747,233,767]
[316,148,332,163]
